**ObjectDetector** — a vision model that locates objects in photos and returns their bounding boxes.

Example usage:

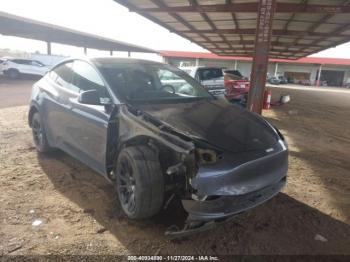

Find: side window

[31,61,44,67]
[158,69,181,81]
[71,61,108,98]
[12,59,24,65]
[50,62,76,92]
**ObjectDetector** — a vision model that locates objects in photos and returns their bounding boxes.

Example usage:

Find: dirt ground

[0,75,40,109]
[0,79,349,256]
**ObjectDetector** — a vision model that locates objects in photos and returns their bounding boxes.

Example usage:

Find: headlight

[196,148,218,165]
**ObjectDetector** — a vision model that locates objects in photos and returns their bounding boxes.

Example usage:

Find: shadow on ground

[37,149,350,255]
[0,74,41,82]
[265,88,350,223]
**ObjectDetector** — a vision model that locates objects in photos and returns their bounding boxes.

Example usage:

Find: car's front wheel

[115,146,164,220]
[6,69,20,79]
[31,112,54,153]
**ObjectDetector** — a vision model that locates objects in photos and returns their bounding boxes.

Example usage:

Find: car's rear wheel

[115,146,164,219]
[31,112,54,153]
[7,69,20,79]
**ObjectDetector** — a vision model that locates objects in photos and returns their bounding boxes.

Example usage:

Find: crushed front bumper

[183,143,288,222]
[182,176,286,221]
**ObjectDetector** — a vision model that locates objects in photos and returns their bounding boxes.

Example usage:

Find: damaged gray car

[28,58,288,236]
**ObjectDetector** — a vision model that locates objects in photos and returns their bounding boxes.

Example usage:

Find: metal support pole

[195,58,199,67]
[47,42,52,55]
[316,64,322,86]
[274,62,279,76]
[343,70,348,87]
[247,0,276,114]
[234,60,238,70]
[110,50,113,56]
[163,57,169,64]
[84,47,87,55]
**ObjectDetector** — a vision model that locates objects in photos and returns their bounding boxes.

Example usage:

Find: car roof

[9,58,43,63]
[11,58,32,61]
[50,56,166,71]
[91,57,164,67]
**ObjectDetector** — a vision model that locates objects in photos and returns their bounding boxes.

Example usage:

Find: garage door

[317,70,345,87]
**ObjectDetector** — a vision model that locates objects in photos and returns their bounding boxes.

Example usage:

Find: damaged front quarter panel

[116,105,199,189]
[116,103,288,235]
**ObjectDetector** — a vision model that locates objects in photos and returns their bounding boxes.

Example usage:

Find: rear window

[225,70,243,77]
[196,68,223,81]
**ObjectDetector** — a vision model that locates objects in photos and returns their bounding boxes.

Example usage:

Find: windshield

[100,62,213,103]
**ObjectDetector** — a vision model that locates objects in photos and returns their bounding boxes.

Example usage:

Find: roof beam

[182,29,337,37]
[142,3,350,13]
[226,0,247,51]
[189,0,245,54]
[295,0,350,55]
[279,0,350,53]
[275,0,309,48]
[197,40,326,48]
[299,21,350,53]
[0,11,154,53]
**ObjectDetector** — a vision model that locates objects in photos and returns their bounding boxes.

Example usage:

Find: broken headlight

[196,148,219,165]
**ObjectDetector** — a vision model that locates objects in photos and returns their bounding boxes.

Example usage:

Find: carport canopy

[0,11,155,54]
[114,0,350,113]
[114,0,350,59]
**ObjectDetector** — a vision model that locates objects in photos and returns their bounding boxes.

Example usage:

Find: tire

[31,112,53,153]
[7,69,20,79]
[115,146,164,220]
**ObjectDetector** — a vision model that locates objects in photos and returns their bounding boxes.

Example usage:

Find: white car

[0,58,7,74]
[2,59,49,79]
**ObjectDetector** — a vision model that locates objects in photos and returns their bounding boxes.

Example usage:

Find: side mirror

[78,90,101,105]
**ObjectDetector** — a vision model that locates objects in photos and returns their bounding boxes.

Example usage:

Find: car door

[43,61,76,149]
[30,60,46,75]
[63,60,113,175]
[21,60,35,74]
[10,59,27,74]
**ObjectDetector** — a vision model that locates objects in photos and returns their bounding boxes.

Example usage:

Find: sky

[0,0,350,59]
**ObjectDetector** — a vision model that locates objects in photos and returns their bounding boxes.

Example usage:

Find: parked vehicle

[223,70,250,103]
[267,75,288,85]
[298,79,311,86]
[267,76,279,85]
[29,58,288,235]
[180,66,226,96]
[0,57,10,74]
[0,58,5,74]
[2,58,49,79]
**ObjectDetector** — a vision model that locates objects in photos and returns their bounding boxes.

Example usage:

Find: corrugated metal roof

[160,50,350,65]
[115,0,350,59]
[0,11,155,53]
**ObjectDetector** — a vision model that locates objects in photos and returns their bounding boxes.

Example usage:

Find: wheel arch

[107,135,182,180]
[28,104,40,127]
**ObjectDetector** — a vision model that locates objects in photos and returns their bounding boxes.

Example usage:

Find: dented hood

[134,99,279,153]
